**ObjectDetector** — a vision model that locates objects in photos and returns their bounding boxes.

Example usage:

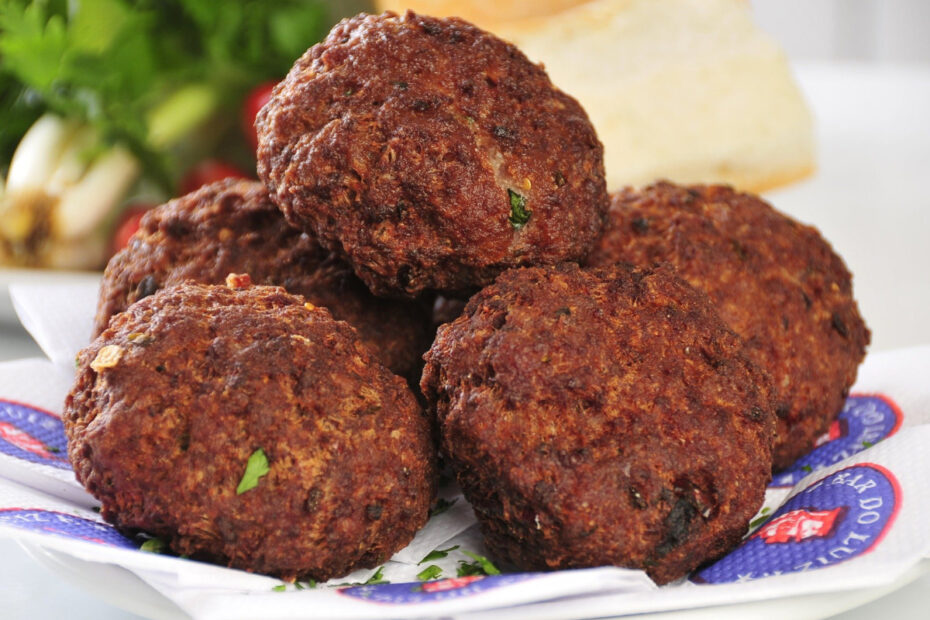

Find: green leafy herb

[272,584,287,592]
[749,515,769,530]
[463,550,501,575]
[457,550,501,577]
[290,580,317,590]
[332,567,389,588]
[419,545,459,565]
[0,0,336,187]
[364,566,388,585]
[140,537,165,553]
[507,189,531,229]
[802,465,813,473]
[236,448,270,495]
[417,565,443,581]
[429,497,457,517]
[863,441,874,449]
[456,561,487,577]
[456,562,481,577]
[749,506,772,530]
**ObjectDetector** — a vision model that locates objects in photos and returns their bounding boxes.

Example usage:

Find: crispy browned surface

[67,283,436,581]
[257,11,608,297]
[95,179,431,376]
[585,182,870,470]
[421,263,774,584]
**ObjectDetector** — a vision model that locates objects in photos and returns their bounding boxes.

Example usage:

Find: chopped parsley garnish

[749,506,772,529]
[749,513,771,530]
[236,448,270,495]
[802,465,813,473]
[331,567,390,588]
[429,497,458,517]
[507,189,531,229]
[863,441,874,448]
[419,545,459,565]
[272,584,287,592]
[456,562,484,577]
[457,550,501,577]
[417,565,443,581]
[364,566,388,585]
[140,537,165,554]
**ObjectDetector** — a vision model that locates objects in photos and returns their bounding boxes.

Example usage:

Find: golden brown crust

[257,11,608,296]
[67,282,437,581]
[422,263,774,584]
[585,182,870,470]
[95,179,431,376]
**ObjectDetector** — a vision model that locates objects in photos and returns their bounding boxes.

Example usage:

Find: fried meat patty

[257,11,608,296]
[585,182,870,470]
[95,179,431,376]
[421,263,774,584]
[67,281,436,581]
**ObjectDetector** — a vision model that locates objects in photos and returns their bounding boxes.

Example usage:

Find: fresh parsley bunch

[0,0,343,188]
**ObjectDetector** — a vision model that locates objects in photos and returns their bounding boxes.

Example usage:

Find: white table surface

[1,61,929,619]
[0,329,145,619]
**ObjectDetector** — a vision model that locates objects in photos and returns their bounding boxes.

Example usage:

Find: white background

[753,0,930,65]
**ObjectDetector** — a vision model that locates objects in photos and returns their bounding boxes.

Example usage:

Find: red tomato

[110,205,151,255]
[242,80,278,150]
[178,160,249,196]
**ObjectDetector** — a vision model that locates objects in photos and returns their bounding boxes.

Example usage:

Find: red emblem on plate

[420,576,483,593]
[754,507,844,544]
[815,418,848,447]
[0,421,56,460]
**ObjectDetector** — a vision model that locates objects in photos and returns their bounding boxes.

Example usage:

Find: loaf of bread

[376,0,815,192]
[376,0,585,28]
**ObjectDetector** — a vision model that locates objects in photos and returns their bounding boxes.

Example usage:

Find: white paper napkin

[3,282,930,619]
